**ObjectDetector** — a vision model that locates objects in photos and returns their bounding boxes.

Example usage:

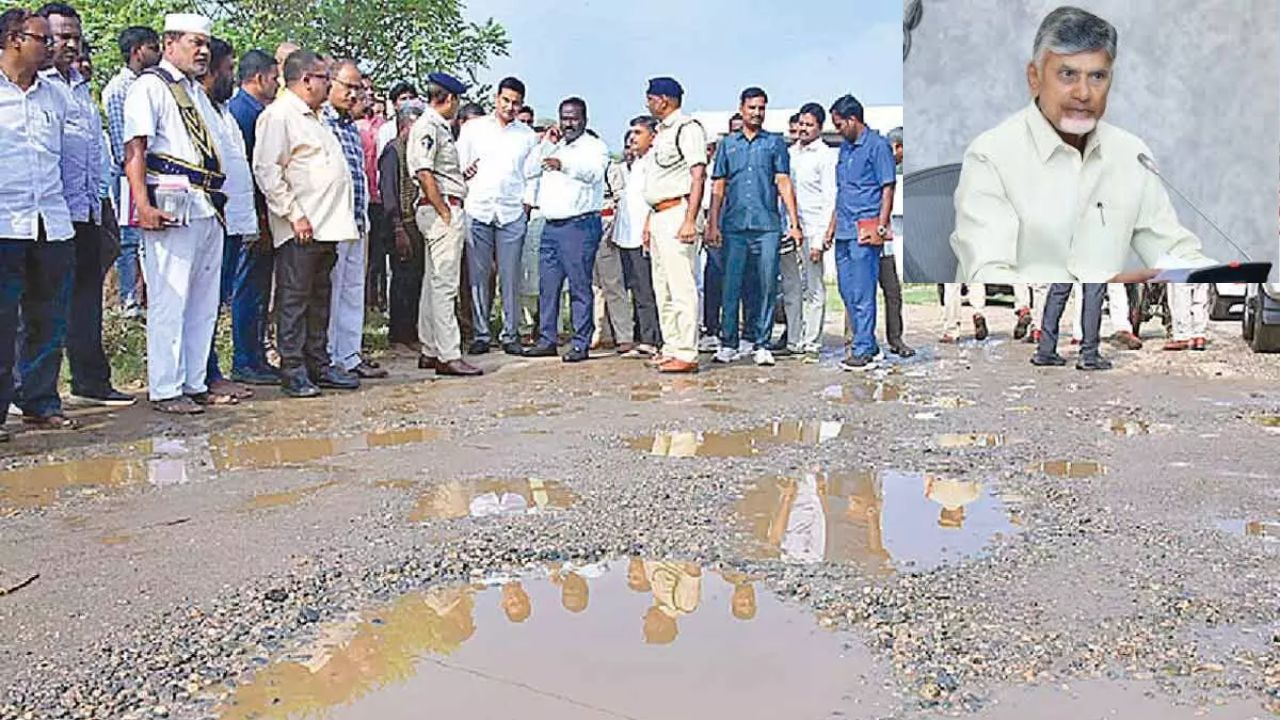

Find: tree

[83,0,509,104]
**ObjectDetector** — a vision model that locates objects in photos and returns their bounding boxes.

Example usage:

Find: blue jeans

[1,238,74,419]
[116,225,142,309]
[835,239,881,358]
[467,215,527,345]
[719,230,779,350]
[207,234,272,381]
[537,213,602,352]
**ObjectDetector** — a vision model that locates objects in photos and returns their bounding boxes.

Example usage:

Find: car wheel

[1208,286,1237,321]
[1242,287,1256,342]
[1250,291,1280,352]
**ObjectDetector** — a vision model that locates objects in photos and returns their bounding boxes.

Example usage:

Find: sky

[461,0,903,151]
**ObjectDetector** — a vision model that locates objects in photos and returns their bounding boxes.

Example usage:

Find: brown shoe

[973,314,989,341]
[351,362,389,379]
[435,358,483,376]
[657,358,699,374]
[417,355,438,369]
[615,342,637,355]
[1163,339,1190,351]
[209,378,254,400]
[1111,331,1144,351]
[187,391,238,406]
[1013,309,1032,340]
[939,334,957,344]
[1191,337,1207,351]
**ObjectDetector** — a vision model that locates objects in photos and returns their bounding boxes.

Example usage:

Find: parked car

[1209,283,1247,321]
[1241,283,1280,352]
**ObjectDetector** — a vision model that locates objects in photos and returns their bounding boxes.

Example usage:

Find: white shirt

[951,102,1216,282]
[41,67,102,224]
[614,157,651,250]
[0,71,73,241]
[789,138,837,251]
[456,114,539,225]
[532,133,608,221]
[123,59,222,220]
[215,105,258,237]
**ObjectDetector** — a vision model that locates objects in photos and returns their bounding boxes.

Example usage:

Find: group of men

[1,2,906,441]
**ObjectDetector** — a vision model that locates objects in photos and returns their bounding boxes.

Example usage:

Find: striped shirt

[321,103,369,235]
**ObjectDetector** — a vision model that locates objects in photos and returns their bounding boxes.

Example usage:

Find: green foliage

[83,0,508,104]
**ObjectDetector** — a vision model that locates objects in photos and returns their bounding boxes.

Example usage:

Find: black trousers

[274,239,337,373]
[388,222,425,346]
[619,246,661,346]
[1038,282,1104,359]
[366,204,391,310]
[67,222,113,395]
[878,254,904,346]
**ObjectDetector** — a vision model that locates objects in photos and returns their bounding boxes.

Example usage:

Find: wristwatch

[876,225,888,239]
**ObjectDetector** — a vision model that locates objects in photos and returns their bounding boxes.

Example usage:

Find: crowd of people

[0,5,904,440]
[0,6,1227,444]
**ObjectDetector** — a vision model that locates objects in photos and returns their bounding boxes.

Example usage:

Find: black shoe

[71,388,137,407]
[767,338,790,353]
[312,367,360,390]
[281,371,321,398]
[562,347,589,363]
[1076,355,1113,371]
[502,341,524,356]
[468,340,491,355]
[839,354,878,371]
[231,367,281,386]
[523,344,557,358]
[888,342,916,358]
[770,345,795,357]
[1030,353,1067,367]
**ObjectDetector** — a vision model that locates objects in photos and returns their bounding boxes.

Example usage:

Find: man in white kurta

[122,14,227,414]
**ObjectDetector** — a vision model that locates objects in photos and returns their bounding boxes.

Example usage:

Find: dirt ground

[1,297,1277,720]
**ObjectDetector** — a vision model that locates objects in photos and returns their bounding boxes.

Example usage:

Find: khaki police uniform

[642,110,707,363]
[407,105,469,363]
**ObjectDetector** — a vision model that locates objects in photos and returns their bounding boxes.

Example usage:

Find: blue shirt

[322,103,369,235]
[227,89,265,160]
[711,130,790,233]
[835,127,896,239]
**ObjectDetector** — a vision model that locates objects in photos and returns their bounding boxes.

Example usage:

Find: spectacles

[22,32,54,48]
[304,73,331,84]
[333,78,361,92]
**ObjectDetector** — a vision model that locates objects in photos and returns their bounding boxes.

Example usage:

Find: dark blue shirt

[835,127,896,239]
[711,130,790,233]
[227,89,266,161]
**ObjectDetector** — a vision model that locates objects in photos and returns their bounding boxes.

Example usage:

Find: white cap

[163,13,212,36]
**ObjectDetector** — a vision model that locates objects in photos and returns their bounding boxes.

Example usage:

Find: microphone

[1137,153,1253,261]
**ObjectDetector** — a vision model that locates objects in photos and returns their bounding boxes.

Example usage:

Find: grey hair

[1032,6,1117,69]
[887,126,903,145]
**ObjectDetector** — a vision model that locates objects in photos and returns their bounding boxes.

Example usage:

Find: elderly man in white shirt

[123,14,234,413]
[456,76,540,356]
[950,6,1216,286]
[0,8,78,439]
[786,103,838,359]
[521,97,610,363]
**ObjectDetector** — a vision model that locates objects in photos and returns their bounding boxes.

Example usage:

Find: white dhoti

[141,217,223,401]
[1170,282,1210,340]
[327,232,367,371]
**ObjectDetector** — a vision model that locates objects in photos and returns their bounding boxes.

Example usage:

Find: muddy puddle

[0,427,444,513]
[627,378,725,402]
[934,433,1004,449]
[243,481,341,512]
[1252,415,1280,432]
[1029,461,1109,478]
[408,478,577,522]
[822,382,974,409]
[737,470,1019,573]
[628,421,856,458]
[215,559,883,719]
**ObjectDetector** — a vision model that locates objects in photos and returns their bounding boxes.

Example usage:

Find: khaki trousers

[649,203,701,363]
[416,206,465,362]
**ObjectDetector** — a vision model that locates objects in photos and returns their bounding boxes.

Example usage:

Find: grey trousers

[1037,282,1104,360]
[467,215,527,345]
[593,237,633,346]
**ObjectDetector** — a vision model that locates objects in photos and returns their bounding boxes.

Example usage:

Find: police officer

[407,72,482,376]
[641,77,708,374]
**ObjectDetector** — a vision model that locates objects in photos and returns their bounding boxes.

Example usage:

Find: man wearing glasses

[252,50,359,398]
[0,8,76,441]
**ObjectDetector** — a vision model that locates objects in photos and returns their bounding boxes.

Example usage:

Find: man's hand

[292,217,315,245]
[786,227,803,246]
[541,157,562,173]
[543,125,562,144]
[704,226,721,248]
[394,225,412,260]
[1110,269,1160,284]
[463,160,479,181]
[137,203,175,231]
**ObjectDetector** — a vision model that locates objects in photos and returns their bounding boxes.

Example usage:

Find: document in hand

[1151,262,1272,284]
